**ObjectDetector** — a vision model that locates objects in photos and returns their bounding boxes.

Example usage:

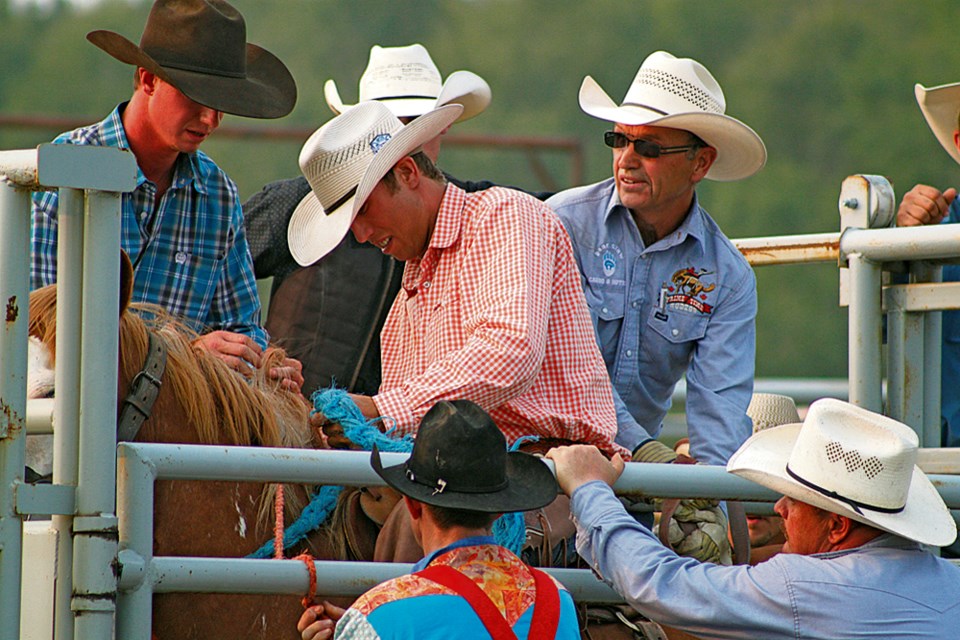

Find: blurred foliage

[3,0,959,380]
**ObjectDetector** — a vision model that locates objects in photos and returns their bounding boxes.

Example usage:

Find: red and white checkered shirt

[374,185,625,457]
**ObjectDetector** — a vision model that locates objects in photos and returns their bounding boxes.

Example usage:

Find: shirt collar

[411,535,497,572]
[428,182,464,251]
[605,186,707,252]
[107,102,207,195]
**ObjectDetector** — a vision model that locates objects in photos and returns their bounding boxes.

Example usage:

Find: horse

[26,261,366,640]
[26,259,700,640]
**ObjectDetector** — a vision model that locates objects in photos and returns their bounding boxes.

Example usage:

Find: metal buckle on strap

[117,332,167,442]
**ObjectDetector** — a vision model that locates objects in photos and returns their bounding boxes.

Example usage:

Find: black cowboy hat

[86,0,297,119]
[371,400,558,513]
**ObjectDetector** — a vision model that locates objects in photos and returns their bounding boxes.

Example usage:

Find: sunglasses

[603,131,702,158]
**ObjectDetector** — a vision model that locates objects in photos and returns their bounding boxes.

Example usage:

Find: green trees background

[3,0,959,381]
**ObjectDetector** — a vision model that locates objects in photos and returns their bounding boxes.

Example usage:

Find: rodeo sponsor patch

[662,267,716,315]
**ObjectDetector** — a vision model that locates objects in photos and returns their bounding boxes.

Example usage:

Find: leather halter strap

[117,332,167,442]
[416,563,560,639]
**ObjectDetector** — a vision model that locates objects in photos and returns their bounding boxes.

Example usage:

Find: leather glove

[632,440,733,565]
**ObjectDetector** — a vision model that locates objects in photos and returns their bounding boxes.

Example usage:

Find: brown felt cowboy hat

[86,0,297,119]
[371,400,558,513]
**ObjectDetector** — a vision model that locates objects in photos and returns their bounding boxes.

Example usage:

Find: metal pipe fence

[2,158,960,640]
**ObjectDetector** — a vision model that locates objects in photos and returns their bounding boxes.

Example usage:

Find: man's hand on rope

[309,412,355,450]
[632,439,732,564]
[310,394,384,449]
[297,601,346,640]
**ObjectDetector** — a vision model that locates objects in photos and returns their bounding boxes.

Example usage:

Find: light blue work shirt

[548,179,755,464]
[572,480,960,639]
[940,199,960,448]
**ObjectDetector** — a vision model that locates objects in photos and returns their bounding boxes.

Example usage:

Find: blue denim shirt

[548,179,754,465]
[31,103,267,348]
[572,480,960,639]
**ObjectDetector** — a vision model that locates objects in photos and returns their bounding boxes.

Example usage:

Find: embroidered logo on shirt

[664,267,716,315]
[594,243,624,278]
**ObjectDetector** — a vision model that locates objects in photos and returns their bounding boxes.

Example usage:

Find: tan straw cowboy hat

[324,44,490,123]
[916,82,960,167]
[579,50,766,182]
[87,0,296,119]
[728,398,957,547]
[371,400,558,512]
[288,101,463,266]
[747,393,801,433]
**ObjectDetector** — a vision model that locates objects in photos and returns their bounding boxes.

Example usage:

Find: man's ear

[404,495,423,521]
[826,512,857,545]
[393,156,421,189]
[138,68,160,95]
[691,146,717,183]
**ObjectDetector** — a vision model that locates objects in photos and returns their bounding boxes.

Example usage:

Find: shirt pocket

[172,250,222,324]
[585,285,625,365]
[423,284,465,361]
[639,307,707,385]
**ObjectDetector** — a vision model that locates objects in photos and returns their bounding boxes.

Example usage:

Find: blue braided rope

[249,388,531,558]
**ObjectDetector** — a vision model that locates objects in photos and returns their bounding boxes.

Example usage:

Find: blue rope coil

[249,388,531,558]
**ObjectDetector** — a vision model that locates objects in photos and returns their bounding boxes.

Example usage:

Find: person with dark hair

[244,43,549,397]
[292,99,622,458]
[297,400,579,639]
[30,0,303,392]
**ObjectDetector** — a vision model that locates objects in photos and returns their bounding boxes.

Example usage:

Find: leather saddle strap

[117,332,167,442]
[416,564,560,639]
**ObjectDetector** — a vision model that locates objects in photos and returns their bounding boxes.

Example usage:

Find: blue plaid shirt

[548,179,755,465]
[31,103,267,348]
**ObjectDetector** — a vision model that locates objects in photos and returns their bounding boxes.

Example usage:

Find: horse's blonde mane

[121,302,311,449]
[29,284,310,449]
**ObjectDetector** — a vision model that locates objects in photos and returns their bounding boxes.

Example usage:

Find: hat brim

[325,70,489,124]
[287,103,463,266]
[727,423,957,547]
[287,191,356,267]
[87,30,297,119]
[916,82,960,167]
[371,446,558,513]
[578,75,766,182]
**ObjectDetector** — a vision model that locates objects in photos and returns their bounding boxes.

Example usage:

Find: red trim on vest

[415,564,561,639]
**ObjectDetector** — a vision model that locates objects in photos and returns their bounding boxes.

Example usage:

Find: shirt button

[140,211,148,220]
[625,350,633,357]
[175,251,187,265]
[631,301,639,308]
[671,328,679,337]
[601,307,609,314]
[423,281,431,289]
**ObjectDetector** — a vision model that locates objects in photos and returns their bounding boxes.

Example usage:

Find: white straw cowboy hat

[728,398,957,547]
[324,44,490,124]
[747,393,801,433]
[288,101,463,266]
[579,50,766,182]
[916,82,960,167]
[87,0,296,119]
